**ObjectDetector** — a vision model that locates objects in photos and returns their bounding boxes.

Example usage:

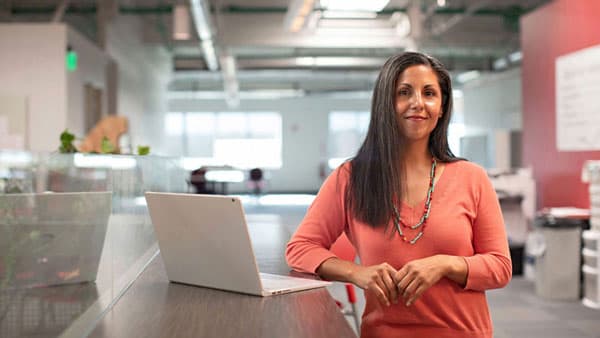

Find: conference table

[87,220,357,338]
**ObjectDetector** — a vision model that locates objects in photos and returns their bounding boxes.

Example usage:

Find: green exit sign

[66,49,78,72]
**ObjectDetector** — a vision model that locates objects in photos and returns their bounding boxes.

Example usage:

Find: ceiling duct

[189,0,218,70]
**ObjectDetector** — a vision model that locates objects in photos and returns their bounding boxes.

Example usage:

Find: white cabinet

[582,230,600,309]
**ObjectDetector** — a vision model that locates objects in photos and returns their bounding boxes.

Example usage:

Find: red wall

[521,0,600,209]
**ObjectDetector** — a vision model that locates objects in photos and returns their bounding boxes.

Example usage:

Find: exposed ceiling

[0,0,550,98]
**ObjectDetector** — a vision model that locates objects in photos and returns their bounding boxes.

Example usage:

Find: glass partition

[0,151,186,337]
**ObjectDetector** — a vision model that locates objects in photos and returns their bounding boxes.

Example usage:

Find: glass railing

[0,151,187,337]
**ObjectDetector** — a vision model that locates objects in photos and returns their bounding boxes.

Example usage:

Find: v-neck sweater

[286,160,512,338]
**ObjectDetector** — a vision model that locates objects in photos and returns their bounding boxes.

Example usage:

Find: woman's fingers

[367,276,391,306]
[401,275,419,302]
[406,284,428,306]
[395,268,410,293]
[382,270,398,304]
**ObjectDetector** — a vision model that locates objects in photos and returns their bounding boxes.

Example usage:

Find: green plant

[100,137,116,154]
[59,129,77,153]
[137,145,150,155]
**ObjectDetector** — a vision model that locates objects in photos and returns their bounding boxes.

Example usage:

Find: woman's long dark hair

[346,52,461,228]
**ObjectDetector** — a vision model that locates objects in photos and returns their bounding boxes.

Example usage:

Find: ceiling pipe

[283,0,316,32]
[219,51,240,107]
[189,0,219,71]
[51,0,69,22]
[430,0,491,36]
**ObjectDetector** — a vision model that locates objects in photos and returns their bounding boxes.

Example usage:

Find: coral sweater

[286,160,512,338]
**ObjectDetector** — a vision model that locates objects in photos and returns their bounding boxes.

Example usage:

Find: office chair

[248,168,265,195]
[329,233,360,331]
[188,168,215,194]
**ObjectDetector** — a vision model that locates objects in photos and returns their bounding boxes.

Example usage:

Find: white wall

[169,96,370,192]
[462,67,522,130]
[460,67,522,168]
[66,27,110,137]
[106,16,172,154]
[0,24,67,151]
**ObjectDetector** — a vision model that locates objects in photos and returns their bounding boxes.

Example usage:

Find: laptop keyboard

[260,273,318,291]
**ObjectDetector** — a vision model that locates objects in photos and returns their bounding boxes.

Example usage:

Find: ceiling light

[493,57,508,70]
[219,53,239,108]
[201,40,218,70]
[295,56,387,67]
[320,0,390,12]
[508,51,522,63]
[390,12,411,37]
[437,0,447,7]
[456,70,480,84]
[321,10,378,19]
[168,90,305,100]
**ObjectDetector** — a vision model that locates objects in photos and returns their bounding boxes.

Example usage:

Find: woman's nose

[409,92,424,108]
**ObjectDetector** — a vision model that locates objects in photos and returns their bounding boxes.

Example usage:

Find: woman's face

[394,65,443,143]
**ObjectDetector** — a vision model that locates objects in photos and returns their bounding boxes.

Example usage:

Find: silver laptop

[145,192,331,296]
[0,191,112,288]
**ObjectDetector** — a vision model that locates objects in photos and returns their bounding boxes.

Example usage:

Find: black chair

[188,167,215,194]
[248,168,264,195]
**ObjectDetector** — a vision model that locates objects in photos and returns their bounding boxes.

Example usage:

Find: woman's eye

[399,89,409,96]
[425,91,436,97]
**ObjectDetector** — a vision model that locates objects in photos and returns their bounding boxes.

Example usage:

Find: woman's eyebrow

[398,83,413,88]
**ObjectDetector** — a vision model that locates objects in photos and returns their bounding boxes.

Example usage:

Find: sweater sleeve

[285,165,349,274]
[463,167,513,291]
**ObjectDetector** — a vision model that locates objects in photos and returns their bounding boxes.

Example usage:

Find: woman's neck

[403,140,432,171]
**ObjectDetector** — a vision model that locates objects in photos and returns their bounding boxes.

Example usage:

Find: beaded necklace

[392,157,437,244]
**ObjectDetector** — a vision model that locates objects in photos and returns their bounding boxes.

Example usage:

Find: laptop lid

[145,192,265,295]
[0,191,112,288]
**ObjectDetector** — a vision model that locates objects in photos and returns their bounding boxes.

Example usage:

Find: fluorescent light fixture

[295,56,387,67]
[321,10,377,19]
[73,154,137,169]
[316,26,397,36]
[493,57,508,70]
[173,5,191,40]
[390,11,411,37]
[305,10,322,30]
[508,51,522,63]
[220,53,240,108]
[190,0,219,71]
[284,0,316,32]
[168,89,305,100]
[437,0,446,7]
[201,40,218,70]
[320,0,390,12]
[456,70,480,84]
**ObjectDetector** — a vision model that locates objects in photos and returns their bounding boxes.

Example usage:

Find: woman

[286,52,511,338]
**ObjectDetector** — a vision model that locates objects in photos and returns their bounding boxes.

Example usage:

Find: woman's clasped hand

[350,255,451,308]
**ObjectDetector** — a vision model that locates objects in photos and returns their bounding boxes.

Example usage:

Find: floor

[242,195,600,338]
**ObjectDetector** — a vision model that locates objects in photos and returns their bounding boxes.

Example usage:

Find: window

[164,112,282,169]
[328,111,370,169]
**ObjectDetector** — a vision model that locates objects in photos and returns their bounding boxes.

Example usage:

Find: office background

[1,0,600,337]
